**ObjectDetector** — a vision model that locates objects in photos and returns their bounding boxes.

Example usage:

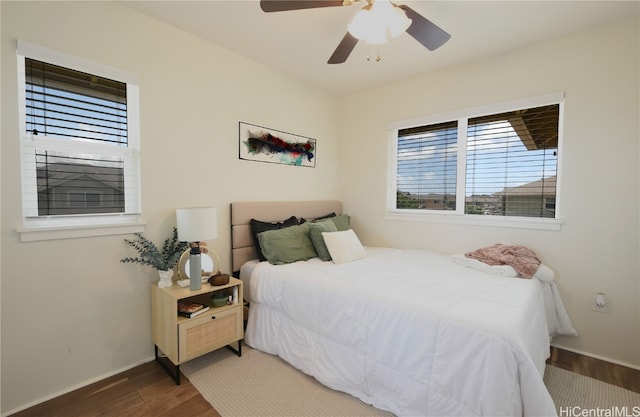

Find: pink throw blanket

[465,244,541,278]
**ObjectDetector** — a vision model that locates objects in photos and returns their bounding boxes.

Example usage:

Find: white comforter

[245,247,558,417]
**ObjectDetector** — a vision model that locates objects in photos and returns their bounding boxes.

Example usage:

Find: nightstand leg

[155,345,181,385]
[226,339,242,357]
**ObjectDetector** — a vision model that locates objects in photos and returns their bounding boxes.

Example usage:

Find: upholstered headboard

[231,200,342,274]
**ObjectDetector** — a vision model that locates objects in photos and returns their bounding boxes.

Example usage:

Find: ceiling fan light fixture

[260,0,450,64]
[388,3,411,37]
[348,9,379,42]
[347,0,411,44]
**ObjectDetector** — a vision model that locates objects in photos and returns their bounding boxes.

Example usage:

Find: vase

[158,269,174,288]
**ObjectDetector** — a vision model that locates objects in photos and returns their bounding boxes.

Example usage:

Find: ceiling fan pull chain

[365,44,382,62]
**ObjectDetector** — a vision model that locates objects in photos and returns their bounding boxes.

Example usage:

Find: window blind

[23,58,130,216]
[35,151,125,216]
[397,121,458,210]
[465,104,559,217]
[25,58,128,145]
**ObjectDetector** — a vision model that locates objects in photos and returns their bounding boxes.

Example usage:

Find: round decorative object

[177,245,221,281]
[208,273,230,286]
[211,292,228,307]
[158,269,174,288]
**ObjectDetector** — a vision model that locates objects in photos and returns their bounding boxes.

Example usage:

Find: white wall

[338,17,639,368]
[0,1,340,413]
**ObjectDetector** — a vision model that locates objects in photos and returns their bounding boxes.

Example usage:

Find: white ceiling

[120,1,638,95]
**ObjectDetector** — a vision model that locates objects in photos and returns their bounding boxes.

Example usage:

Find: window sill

[384,211,563,231]
[18,216,145,242]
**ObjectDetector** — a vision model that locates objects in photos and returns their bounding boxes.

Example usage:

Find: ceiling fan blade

[327,32,358,64]
[399,5,451,51]
[260,0,344,13]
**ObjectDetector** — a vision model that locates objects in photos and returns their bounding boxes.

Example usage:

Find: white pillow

[322,229,366,264]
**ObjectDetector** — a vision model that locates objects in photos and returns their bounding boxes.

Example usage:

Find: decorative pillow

[322,229,366,264]
[250,216,298,261]
[308,219,338,261]
[257,222,317,265]
[330,214,351,231]
[300,212,336,224]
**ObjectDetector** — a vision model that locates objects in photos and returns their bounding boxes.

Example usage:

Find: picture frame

[239,121,316,168]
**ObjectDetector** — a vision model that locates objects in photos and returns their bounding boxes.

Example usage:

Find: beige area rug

[543,365,640,411]
[182,346,640,417]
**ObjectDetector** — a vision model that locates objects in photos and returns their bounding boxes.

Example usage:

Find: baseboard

[551,343,640,371]
[1,355,155,417]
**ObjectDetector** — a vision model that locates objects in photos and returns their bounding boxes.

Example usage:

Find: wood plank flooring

[9,347,640,416]
[547,346,640,393]
[10,361,220,417]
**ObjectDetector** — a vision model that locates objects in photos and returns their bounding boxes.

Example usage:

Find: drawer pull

[211,316,216,320]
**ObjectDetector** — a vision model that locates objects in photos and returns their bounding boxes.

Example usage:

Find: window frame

[16,41,144,241]
[386,93,564,231]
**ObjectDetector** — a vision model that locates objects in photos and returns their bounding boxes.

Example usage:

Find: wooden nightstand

[151,277,244,384]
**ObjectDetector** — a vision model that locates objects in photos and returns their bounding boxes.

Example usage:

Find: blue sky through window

[398,119,557,197]
[26,85,127,145]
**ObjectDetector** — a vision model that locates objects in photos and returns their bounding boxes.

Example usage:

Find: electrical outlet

[592,293,608,313]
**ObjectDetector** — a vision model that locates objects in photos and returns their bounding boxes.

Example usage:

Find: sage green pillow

[257,222,317,265]
[309,219,338,261]
[330,214,351,231]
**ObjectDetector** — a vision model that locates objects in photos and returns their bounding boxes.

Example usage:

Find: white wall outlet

[592,293,608,313]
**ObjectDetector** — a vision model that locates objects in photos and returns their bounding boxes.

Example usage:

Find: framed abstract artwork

[239,122,316,168]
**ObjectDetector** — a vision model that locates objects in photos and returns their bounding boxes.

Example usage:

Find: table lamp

[176,207,218,291]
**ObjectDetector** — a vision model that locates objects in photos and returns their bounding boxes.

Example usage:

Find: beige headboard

[231,200,342,274]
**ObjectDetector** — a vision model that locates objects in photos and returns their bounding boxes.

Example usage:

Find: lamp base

[189,253,201,291]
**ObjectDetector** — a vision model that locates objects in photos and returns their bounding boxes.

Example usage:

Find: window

[389,94,563,229]
[17,41,142,241]
[397,121,457,210]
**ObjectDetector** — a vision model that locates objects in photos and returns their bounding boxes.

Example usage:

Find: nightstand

[151,277,244,384]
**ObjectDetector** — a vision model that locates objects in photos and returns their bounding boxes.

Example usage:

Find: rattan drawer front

[178,307,242,362]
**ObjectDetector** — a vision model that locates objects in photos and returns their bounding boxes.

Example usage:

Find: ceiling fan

[260,0,451,64]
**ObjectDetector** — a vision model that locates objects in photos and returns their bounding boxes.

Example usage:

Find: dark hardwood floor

[9,361,220,417]
[9,347,639,416]
[547,346,640,393]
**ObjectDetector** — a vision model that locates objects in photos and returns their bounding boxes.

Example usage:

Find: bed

[231,201,571,417]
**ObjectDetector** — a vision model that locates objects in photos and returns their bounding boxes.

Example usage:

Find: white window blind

[24,58,130,216]
[25,58,128,144]
[397,121,458,210]
[466,105,558,218]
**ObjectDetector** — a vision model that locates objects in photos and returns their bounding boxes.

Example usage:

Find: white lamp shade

[176,207,218,242]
